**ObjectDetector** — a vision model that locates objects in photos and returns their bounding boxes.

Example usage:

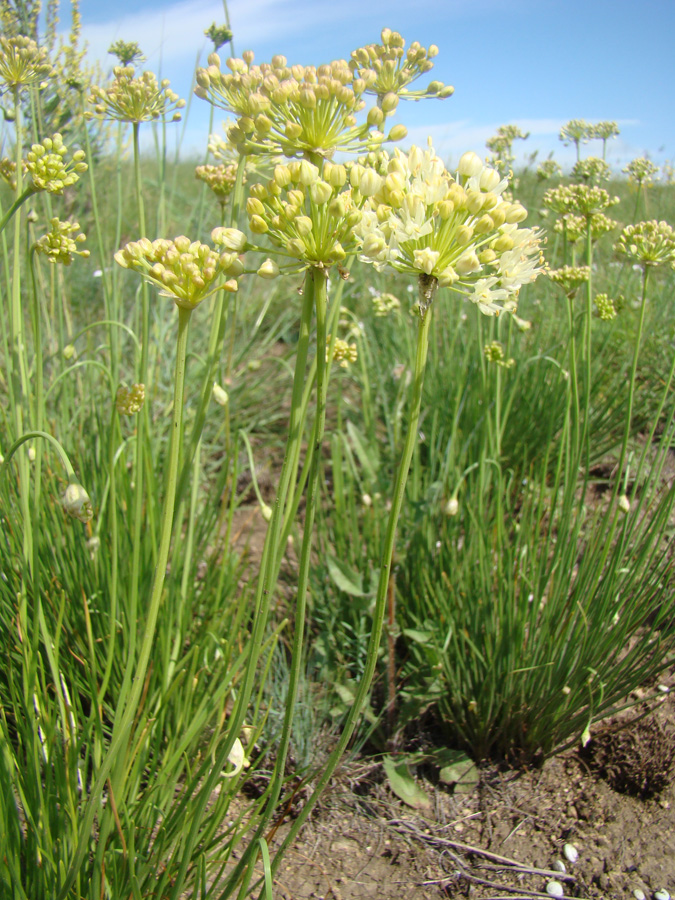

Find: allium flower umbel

[26,134,87,194]
[196,51,385,157]
[245,159,365,269]
[195,163,238,202]
[623,157,659,187]
[543,184,619,218]
[0,35,53,91]
[114,230,246,309]
[358,144,544,315]
[35,218,90,265]
[614,221,675,269]
[87,67,185,123]
[348,28,453,103]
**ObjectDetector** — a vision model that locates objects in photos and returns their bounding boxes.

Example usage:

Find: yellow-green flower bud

[493,233,514,252]
[212,383,229,406]
[310,180,332,205]
[455,250,481,274]
[358,168,383,197]
[257,257,280,279]
[480,168,501,192]
[478,248,497,264]
[387,124,407,142]
[362,233,386,257]
[249,215,269,234]
[489,207,506,227]
[246,197,265,217]
[458,151,483,178]
[212,228,247,253]
[367,106,385,127]
[465,190,485,215]
[287,238,306,257]
[456,224,474,246]
[474,214,495,234]
[325,162,347,188]
[505,203,527,223]
[381,92,399,114]
[62,480,94,523]
[274,164,292,187]
[295,216,313,237]
[296,159,320,186]
[438,265,458,287]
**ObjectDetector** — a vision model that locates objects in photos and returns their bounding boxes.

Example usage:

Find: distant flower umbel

[88,66,185,123]
[614,220,675,269]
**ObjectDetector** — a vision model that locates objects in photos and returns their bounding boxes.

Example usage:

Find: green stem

[0,185,35,236]
[58,305,193,899]
[268,277,435,884]
[251,268,328,854]
[171,272,317,900]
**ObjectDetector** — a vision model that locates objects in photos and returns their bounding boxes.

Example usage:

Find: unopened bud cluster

[195,163,238,201]
[547,265,590,298]
[537,159,562,182]
[328,336,358,368]
[372,291,401,316]
[0,35,53,90]
[26,134,87,194]
[543,184,619,218]
[116,383,146,415]
[614,220,675,269]
[35,218,90,265]
[594,293,617,321]
[88,67,185,123]
[349,28,453,103]
[115,229,246,308]
[196,49,411,157]
[553,212,618,245]
[108,40,145,67]
[571,157,611,184]
[623,157,659,187]
[246,159,367,268]
[0,157,25,191]
[484,340,515,368]
[358,144,543,315]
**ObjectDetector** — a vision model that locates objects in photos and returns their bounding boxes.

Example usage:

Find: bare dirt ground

[263,677,675,900]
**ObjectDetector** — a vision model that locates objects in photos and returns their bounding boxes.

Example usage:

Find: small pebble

[552,860,567,873]
[563,843,579,864]
[654,892,670,900]
[546,881,564,898]
[633,891,646,900]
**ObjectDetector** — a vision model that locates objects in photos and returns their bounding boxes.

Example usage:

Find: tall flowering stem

[271,278,434,877]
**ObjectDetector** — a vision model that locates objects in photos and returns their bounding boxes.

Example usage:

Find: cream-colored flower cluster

[559,119,591,148]
[328,336,358,368]
[571,157,611,184]
[26,134,87,194]
[547,265,590,298]
[614,220,675,269]
[536,159,562,182]
[195,163,238,202]
[116,383,146,415]
[114,229,246,309]
[62,481,94,523]
[107,40,145,67]
[543,184,620,217]
[486,124,529,171]
[0,157,25,191]
[594,293,617,321]
[623,157,659,186]
[484,340,514,368]
[0,35,52,90]
[349,28,453,103]
[87,67,185,123]
[358,144,543,315]
[553,211,618,244]
[196,50,407,158]
[372,291,401,316]
[245,159,365,268]
[35,217,89,265]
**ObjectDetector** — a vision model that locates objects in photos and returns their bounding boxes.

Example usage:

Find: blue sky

[72,0,675,170]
